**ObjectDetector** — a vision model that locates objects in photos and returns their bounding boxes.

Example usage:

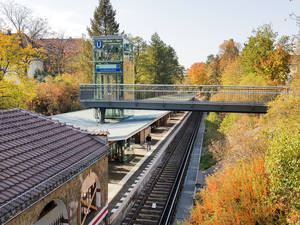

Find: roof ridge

[16,108,91,135]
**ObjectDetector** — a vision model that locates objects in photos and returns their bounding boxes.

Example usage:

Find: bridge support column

[100,108,106,123]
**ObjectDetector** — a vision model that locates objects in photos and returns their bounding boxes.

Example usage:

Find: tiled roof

[37,38,82,55]
[0,108,108,224]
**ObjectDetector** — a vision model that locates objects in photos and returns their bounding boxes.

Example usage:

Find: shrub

[186,157,284,225]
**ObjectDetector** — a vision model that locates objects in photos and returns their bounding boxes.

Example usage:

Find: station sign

[95,40,102,49]
[96,64,121,72]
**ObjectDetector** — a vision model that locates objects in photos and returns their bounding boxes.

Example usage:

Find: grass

[199,150,217,170]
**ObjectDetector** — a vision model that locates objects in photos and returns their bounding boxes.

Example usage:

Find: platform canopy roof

[52,109,170,141]
[0,108,108,224]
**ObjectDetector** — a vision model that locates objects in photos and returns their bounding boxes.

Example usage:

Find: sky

[10,0,300,68]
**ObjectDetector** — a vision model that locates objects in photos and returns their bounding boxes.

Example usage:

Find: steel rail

[158,113,201,225]
[121,112,201,225]
[121,112,193,225]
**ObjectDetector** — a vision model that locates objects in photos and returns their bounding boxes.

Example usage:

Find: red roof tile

[0,108,108,223]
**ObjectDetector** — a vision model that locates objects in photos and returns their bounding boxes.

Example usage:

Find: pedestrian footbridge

[80,84,287,115]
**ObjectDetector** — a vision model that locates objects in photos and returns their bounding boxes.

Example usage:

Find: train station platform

[107,112,186,200]
[173,112,207,224]
[51,108,172,162]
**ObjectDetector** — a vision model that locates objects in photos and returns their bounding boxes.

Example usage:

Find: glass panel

[92,36,134,120]
[94,39,123,62]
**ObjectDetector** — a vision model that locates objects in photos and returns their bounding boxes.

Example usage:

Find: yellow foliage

[0,31,45,81]
[185,158,284,225]
[221,60,243,85]
[0,78,37,109]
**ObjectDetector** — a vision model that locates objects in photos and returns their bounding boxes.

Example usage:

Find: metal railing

[80,84,288,105]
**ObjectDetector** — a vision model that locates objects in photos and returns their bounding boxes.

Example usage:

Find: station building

[0,109,109,225]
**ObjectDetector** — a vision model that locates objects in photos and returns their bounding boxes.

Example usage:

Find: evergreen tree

[87,0,119,36]
[147,33,183,84]
[132,33,183,84]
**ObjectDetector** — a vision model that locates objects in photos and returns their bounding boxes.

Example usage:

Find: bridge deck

[80,99,267,113]
[80,84,287,114]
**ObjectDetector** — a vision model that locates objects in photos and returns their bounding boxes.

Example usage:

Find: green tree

[266,127,300,213]
[206,54,215,65]
[87,0,119,36]
[139,33,183,84]
[240,24,292,84]
[131,36,148,83]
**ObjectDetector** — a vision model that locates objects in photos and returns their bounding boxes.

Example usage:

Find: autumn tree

[221,60,243,85]
[0,79,37,109]
[187,62,207,85]
[206,55,221,85]
[30,73,85,115]
[219,39,240,71]
[186,158,284,225]
[87,0,119,36]
[67,38,94,83]
[37,35,83,76]
[205,39,240,85]
[0,31,45,81]
[240,24,292,84]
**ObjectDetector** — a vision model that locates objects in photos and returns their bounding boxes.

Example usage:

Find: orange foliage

[185,157,284,225]
[30,73,83,115]
[219,39,240,71]
[187,62,207,85]
[257,45,291,84]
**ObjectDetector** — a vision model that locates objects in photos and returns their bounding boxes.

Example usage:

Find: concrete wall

[7,156,108,225]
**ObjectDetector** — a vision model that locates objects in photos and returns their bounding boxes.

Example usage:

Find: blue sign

[96,64,121,72]
[95,41,102,49]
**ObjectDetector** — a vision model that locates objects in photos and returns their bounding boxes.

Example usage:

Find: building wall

[7,156,108,225]
[28,60,43,79]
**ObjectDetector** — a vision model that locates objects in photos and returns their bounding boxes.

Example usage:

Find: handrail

[80,83,287,89]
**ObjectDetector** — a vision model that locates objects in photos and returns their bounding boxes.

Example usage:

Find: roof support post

[100,108,106,123]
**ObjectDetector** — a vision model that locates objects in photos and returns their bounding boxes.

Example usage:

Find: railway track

[121,112,202,225]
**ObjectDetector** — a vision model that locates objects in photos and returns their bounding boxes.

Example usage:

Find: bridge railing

[80,84,288,104]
